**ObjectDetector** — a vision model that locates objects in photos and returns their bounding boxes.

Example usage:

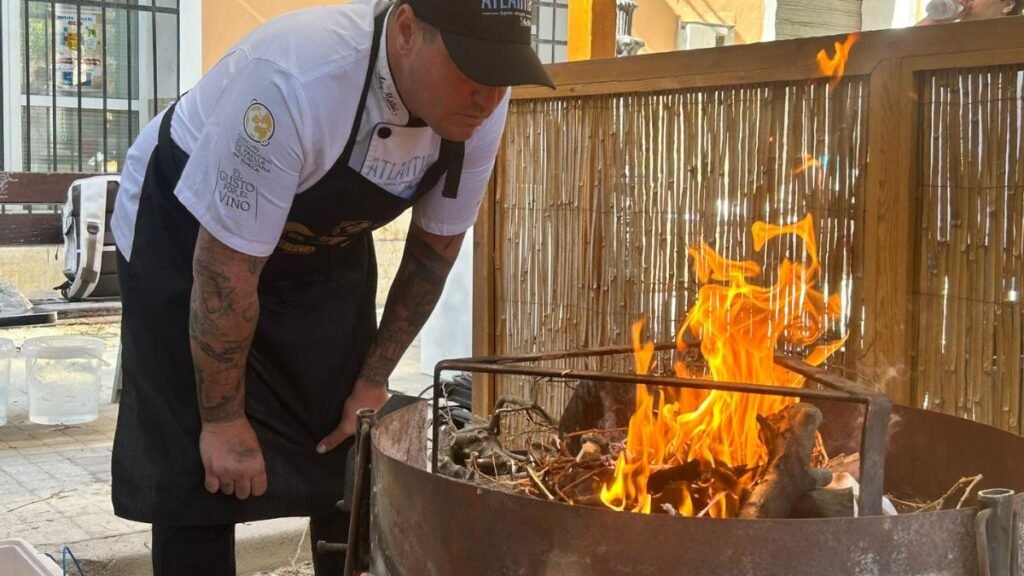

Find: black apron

[112,11,464,525]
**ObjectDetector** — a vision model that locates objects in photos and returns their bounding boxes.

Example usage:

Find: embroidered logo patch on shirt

[243,101,275,146]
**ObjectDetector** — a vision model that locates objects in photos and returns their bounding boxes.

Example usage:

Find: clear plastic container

[22,335,105,425]
[925,0,963,19]
[0,539,62,576]
[0,338,14,426]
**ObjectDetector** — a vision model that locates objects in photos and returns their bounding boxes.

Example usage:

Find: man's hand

[317,381,390,454]
[200,417,268,499]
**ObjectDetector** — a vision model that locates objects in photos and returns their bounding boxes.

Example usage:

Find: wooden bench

[1,171,124,401]
[0,172,122,316]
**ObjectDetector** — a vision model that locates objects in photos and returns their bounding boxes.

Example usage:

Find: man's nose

[473,85,505,113]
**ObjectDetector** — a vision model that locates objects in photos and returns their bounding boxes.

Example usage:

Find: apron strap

[338,8,465,203]
[412,139,464,203]
[340,10,388,166]
[441,141,464,199]
[158,101,177,149]
[155,101,189,179]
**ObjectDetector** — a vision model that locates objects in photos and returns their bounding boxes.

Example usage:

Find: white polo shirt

[112,0,509,260]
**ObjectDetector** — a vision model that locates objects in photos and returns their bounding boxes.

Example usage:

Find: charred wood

[739,403,833,519]
[826,453,861,481]
[791,487,856,518]
[648,461,702,494]
[559,381,635,454]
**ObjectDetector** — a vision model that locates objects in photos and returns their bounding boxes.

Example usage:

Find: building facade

[0,0,201,172]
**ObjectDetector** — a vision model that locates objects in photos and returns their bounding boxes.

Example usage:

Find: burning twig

[697,492,728,518]
[648,461,702,494]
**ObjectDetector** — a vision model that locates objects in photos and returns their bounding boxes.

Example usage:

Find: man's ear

[391,4,418,55]
[1000,0,1016,14]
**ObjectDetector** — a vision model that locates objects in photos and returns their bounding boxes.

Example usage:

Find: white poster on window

[55,6,104,93]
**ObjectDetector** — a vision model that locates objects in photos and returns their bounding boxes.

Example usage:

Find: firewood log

[739,403,833,519]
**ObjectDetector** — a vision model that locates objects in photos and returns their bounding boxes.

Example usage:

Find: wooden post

[568,0,617,61]
[854,58,919,406]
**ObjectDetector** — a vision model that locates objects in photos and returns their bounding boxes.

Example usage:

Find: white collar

[371,8,411,126]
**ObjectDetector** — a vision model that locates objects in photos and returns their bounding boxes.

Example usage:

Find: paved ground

[0,315,431,575]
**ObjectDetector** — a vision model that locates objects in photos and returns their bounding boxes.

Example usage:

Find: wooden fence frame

[472,18,1024,416]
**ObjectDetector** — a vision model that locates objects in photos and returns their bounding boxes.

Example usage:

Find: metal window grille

[1,0,180,173]
[530,0,568,64]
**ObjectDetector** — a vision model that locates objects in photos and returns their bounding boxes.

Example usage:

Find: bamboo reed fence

[916,66,1024,433]
[472,18,1024,435]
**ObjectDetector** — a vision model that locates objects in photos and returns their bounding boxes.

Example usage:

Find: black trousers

[152,513,350,576]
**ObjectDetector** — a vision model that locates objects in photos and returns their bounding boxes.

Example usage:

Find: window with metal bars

[531,0,568,64]
[1,0,180,173]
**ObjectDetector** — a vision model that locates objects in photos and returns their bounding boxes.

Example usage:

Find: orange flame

[816,34,859,90]
[600,214,845,518]
[791,153,822,176]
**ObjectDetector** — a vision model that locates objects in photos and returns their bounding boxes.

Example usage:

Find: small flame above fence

[817,34,860,90]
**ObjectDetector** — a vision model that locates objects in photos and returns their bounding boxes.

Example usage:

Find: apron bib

[112,11,463,525]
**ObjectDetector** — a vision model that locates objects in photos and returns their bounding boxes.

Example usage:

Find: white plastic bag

[0,280,32,317]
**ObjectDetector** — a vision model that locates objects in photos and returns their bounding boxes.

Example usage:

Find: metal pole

[101,2,106,172]
[126,4,132,141]
[432,365,443,473]
[76,2,82,171]
[49,0,56,171]
[1,0,6,171]
[150,9,156,117]
[23,0,30,170]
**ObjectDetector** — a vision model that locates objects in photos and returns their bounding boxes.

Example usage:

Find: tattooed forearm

[359,224,464,387]
[190,228,267,424]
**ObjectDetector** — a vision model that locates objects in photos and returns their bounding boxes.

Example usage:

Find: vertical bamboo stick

[919,73,941,411]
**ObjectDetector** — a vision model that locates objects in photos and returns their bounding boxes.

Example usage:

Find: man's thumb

[317,423,353,454]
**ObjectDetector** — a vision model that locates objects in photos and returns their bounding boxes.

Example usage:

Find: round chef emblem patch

[243,101,275,146]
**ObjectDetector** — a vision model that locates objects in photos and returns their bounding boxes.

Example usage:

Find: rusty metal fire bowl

[370,395,1024,575]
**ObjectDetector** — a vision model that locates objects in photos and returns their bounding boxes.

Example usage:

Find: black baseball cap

[404,0,555,89]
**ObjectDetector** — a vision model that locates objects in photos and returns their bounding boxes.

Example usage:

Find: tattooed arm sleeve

[190,227,268,423]
[358,222,465,388]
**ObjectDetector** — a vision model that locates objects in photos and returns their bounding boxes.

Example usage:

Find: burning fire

[600,215,845,518]
[791,153,822,176]
[816,34,859,90]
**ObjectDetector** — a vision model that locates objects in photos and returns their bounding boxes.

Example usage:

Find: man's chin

[434,122,479,142]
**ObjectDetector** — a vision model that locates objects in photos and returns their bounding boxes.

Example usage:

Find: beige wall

[203,0,345,71]
[635,0,766,52]
[0,247,67,298]
[634,0,682,53]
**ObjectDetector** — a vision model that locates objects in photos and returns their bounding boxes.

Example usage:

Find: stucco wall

[635,0,768,51]
[203,0,345,70]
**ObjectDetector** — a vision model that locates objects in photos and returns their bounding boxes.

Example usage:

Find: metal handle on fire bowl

[342,408,378,576]
[976,487,1015,576]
